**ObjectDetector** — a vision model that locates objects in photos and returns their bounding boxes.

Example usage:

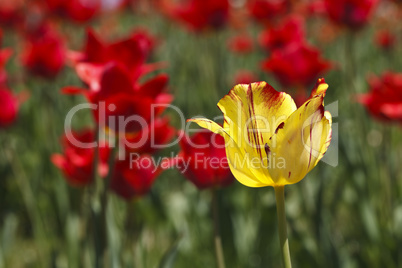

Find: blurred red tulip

[170,0,230,32]
[63,64,172,134]
[248,0,288,25]
[374,30,396,50]
[65,28,172,134]
[0,88,19,128]
[130,28,158,55]
[110,155,162,199]
[261,43,331,88]
[70,28,156,81]
[21,24,66,78]
[227,34,254,54]
[259,15,305,52]
[324,0,378,29]
[125,116,176,154]
[0,33,27,128]
[100,0,129,11]
[69,29,107,65]
[233,70,258,85]
[175,130,234,190]
[0,0,25,28]
[51,129,111,186]
[45,0,100,23]
[306,0,327,16]
[358,72,402,122]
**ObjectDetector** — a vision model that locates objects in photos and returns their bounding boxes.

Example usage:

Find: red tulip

[259,15,305,52]
[374,30,396,50]
[63,63,172,134]
[110,155,162,200]
[51,129,111,186]
[125,116,176,154]
[100,0,128,11]
[68,29,107,65]
[358,72,402,122]
[69,28,156,81]
[130,28,157,56]
[65,29,171,135]
[0,0,25,28]
[261,43,331,88]
[227,34,254,54]
[0,88,19,128]
[233,70,258,85]
[45,0,100,23]
[21,24,66,78]
[170,0,230,32]
[324,0,378,30]
[175,130,234,190]
[306,0,327,16]
[248,0,288,25]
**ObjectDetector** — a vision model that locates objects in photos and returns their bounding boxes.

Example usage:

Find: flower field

[0,0,402,267]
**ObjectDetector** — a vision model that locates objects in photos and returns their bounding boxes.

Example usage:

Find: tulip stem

[274,186,292,268]
[212,188,226,268]
[93,134,117,268]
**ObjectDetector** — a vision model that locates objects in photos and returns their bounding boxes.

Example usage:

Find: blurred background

[0,0,402,267]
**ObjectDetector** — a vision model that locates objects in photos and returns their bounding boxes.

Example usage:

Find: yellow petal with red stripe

[188,118,268,187]
[216,82,296,186]
[265,94,332,186]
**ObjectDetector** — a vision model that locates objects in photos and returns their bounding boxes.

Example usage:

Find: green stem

[212,188,226,268]
[93,133,118,268]
[274,186,292,268]
[123,200,138,257]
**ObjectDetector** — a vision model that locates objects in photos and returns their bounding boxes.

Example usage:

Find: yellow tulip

[189,78,332,268]
[188,78,332,188]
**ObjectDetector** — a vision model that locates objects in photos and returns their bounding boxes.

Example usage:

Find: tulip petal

[187,118,228,136]
[61,86,88,95]
[188,118,267,187]
[51,154,67,169]
[266,94,332,186]
[309,78,328,99]
[216,82,296,185]
[218,82,296,151]
[138,73,169,98]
